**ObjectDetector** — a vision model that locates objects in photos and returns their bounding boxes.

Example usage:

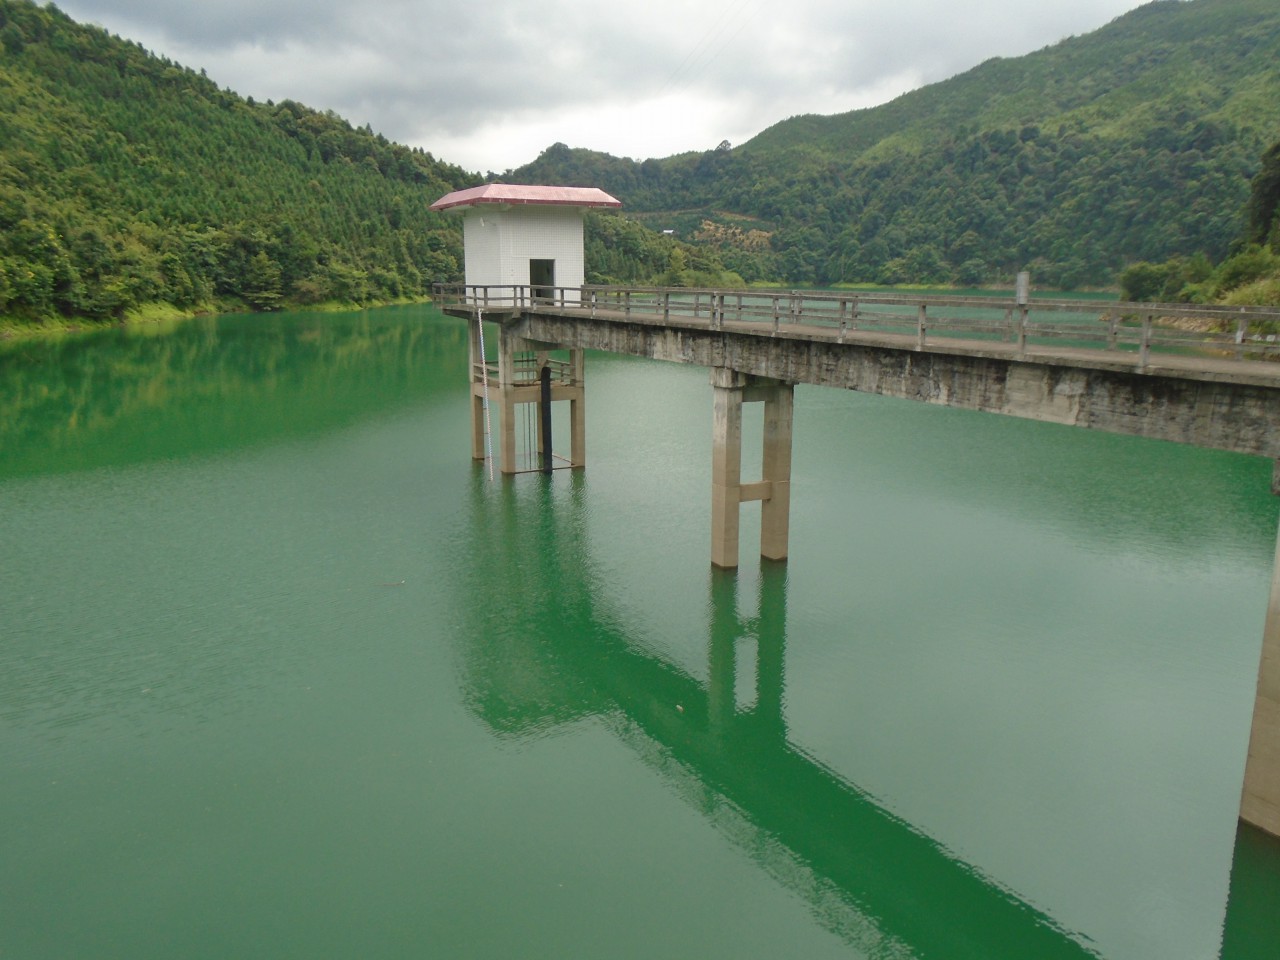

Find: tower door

[530,259,555,303]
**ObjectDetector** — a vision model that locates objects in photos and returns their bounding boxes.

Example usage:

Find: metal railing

[432,283,1280,366]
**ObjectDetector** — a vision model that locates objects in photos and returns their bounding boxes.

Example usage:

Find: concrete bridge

[434,282,1280,840]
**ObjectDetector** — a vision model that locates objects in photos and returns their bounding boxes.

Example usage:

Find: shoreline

[0,296,435,343]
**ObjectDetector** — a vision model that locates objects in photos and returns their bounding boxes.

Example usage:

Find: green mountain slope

[0,0,474,325]
[512,0,1280,288]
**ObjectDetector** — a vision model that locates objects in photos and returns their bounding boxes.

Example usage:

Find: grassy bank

[0,296,436,342]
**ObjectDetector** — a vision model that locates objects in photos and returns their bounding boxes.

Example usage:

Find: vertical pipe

[570,348,586,469]
[540,364,553,475]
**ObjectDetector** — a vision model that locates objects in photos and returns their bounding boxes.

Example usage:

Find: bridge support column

[710,368,794,569]
[1241,465,1280,837]
[498,330,519,474]
[469,318,586,475]
[468,317,487,462]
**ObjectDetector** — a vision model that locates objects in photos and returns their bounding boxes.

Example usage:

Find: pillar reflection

[455,478,1101,957]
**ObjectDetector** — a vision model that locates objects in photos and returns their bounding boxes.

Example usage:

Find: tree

[1246,140,1280,248]
[244,251,283,310]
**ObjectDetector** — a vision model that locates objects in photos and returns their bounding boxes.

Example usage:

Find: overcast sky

[57,0,1155,174]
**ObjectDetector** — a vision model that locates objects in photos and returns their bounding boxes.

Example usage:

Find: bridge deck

[436,284,1280,388]
[563,303,1280,388]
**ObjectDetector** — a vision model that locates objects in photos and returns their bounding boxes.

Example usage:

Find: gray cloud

[56,0,1151,171]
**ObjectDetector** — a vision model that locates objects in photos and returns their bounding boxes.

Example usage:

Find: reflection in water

[0,307,468,480]
[1222,824,1280,960]
[458,472,1101,959]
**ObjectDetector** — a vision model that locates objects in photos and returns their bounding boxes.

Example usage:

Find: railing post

[663,291,671,323]
[1139,313,1153,369]
[917,304,927,349]
[1107,313,1118,351]
[1237,317,1249,360]
[624,290,632,319]
[1015,273,1029,353]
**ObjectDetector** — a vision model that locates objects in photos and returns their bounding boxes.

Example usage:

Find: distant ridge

[510,0,1280,288]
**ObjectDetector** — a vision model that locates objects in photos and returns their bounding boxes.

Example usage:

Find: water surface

[1,305,1277,959]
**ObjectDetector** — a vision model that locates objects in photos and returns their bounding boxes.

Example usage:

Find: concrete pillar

[468,316,487,462]
[711,369,795,569]
[1241,488,1280,837]
[760,383,794,561]
[711,368,747,569]
[499,391,517,475]
[471,393,486,462]
[498,329,519,475]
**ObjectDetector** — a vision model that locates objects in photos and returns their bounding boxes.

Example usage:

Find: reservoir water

[2,305,1278,959]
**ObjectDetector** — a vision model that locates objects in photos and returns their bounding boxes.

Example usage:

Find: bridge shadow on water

[456,469,1277,960]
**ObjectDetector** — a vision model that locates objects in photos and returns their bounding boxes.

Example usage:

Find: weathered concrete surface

[708,369,794,568]
[1243,520,1280,837]
[508,311,1280,458]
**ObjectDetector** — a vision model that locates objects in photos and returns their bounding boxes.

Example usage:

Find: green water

[2,305,1278,959]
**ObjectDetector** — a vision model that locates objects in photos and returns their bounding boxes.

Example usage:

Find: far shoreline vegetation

[0,294,438,342]
[1,0,1279,342]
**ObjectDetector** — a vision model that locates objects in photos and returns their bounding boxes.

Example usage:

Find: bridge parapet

[434,282,1280,369]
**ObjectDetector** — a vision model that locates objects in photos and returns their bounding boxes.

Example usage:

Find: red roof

[430,183,622,212]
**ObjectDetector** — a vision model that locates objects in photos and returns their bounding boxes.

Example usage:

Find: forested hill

[0,0,476,324]
[3,0,1277,327]
[511,0,1280,289]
